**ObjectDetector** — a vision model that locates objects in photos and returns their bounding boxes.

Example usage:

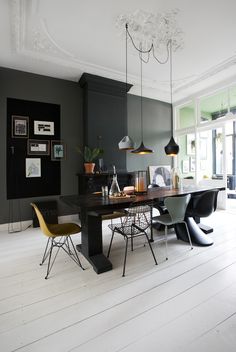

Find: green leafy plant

[76,146,103,163]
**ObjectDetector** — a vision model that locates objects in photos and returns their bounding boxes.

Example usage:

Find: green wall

[126,94,171,174]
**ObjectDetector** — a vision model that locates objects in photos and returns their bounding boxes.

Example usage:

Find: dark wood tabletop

[60,185,225,212]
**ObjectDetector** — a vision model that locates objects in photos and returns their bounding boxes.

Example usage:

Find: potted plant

[77,146,103,174]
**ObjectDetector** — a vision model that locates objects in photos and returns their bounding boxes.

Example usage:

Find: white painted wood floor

[1,209,236,352]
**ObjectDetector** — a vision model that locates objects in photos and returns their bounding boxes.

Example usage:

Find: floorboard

[0,209,236,352]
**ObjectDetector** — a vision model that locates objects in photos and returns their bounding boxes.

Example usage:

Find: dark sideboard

[77,173,132,195]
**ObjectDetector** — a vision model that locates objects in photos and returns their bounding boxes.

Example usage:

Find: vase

[84,163,95,174]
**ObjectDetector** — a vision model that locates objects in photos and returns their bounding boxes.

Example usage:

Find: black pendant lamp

[118,24,135,151]
[164,40,179,156]
[132,50,153,155]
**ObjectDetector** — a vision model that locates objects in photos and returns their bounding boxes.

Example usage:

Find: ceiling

[1,0,236,103]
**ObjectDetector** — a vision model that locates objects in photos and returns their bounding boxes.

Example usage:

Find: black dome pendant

[164,136,179,156]
[164,40,179,157]
[131,141,153,155]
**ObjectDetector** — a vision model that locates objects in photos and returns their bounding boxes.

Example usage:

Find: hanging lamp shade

[131,45,153,155]
[131,141,153,155]
[164,39,179,157]
[118,135,135,150]
[164,136,179,156]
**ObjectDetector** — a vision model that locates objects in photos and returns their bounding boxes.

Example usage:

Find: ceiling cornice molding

[9,0,236,102]
[174,54,236,95]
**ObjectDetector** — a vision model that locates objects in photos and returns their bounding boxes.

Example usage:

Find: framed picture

[25,158,41,178]
[12,115,29,138]
[182,159,189,173]
[27,139,50,155]
[51,140,66,160]
[34,120,54,135]
[190,157,195,172]
[186,134,195,155]
[148,165,171,187]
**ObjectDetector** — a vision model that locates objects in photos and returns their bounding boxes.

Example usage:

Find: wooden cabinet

[77,173,132,195]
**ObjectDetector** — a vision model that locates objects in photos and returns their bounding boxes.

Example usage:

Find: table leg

[76,209,112,274]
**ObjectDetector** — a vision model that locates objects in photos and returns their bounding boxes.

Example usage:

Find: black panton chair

[186,189,219,232]
[31,203,84,279]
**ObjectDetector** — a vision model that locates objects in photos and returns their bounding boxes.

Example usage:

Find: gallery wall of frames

[7,98,65,199]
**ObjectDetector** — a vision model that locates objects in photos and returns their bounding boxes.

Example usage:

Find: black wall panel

[7,98,61,199]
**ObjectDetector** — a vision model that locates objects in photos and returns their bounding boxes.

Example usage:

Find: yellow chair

[31,203,84,279]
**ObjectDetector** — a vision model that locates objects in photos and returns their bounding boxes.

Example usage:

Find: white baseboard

[0,220,33,233]
[0,214,80,232]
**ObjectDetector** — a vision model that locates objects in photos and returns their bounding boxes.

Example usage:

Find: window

[177,102,195,129]
[199,90,228,123]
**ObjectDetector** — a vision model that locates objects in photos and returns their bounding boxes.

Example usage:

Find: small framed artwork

[186,133,195,155]
[12,115,29,138]
[51,140,66,161]
[27,139,50,155]
[190,157,195,172]
[182,159,189,173]
[34,120,54,135]
[148,165,171,187]
[25,158,41,178]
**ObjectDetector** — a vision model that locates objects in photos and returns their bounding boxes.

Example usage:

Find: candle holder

[134,170,148,194]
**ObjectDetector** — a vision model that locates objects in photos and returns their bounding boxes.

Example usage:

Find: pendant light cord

[126,23,170,64]
[140,49,143,141]
[125,23,128,117]
[169,39,173,132]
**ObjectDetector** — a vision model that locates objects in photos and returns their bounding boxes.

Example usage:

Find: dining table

[60,185,224,274]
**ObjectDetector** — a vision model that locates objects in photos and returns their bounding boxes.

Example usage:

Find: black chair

[107,204,158,276]
[186,189,219,233]
[173,189,219,246]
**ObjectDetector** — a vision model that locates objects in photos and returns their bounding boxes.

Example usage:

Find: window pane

[215,128,223,175]
[226,135,233,175]
[229,86,236,116]
[178,134,195,179]
[199,131,212,179]
[177,102,195,129]
[199,90,228,123]
[225,121,233,135]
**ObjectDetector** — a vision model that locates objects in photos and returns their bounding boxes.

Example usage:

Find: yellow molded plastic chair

[31,203,84,279]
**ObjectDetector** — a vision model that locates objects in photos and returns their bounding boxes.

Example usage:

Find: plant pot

[84,163,95,174]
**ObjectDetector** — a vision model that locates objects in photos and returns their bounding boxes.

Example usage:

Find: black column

[79,73,132,172]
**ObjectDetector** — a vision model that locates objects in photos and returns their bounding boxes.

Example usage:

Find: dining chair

[31,203,84,279]
[185,189,219,233]
[154,194,193,260]
[107,204,158,276]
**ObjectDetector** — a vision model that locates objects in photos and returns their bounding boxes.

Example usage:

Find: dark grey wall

[126,94,172,173]
[0,67,83,224]
[0,67,171,224]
